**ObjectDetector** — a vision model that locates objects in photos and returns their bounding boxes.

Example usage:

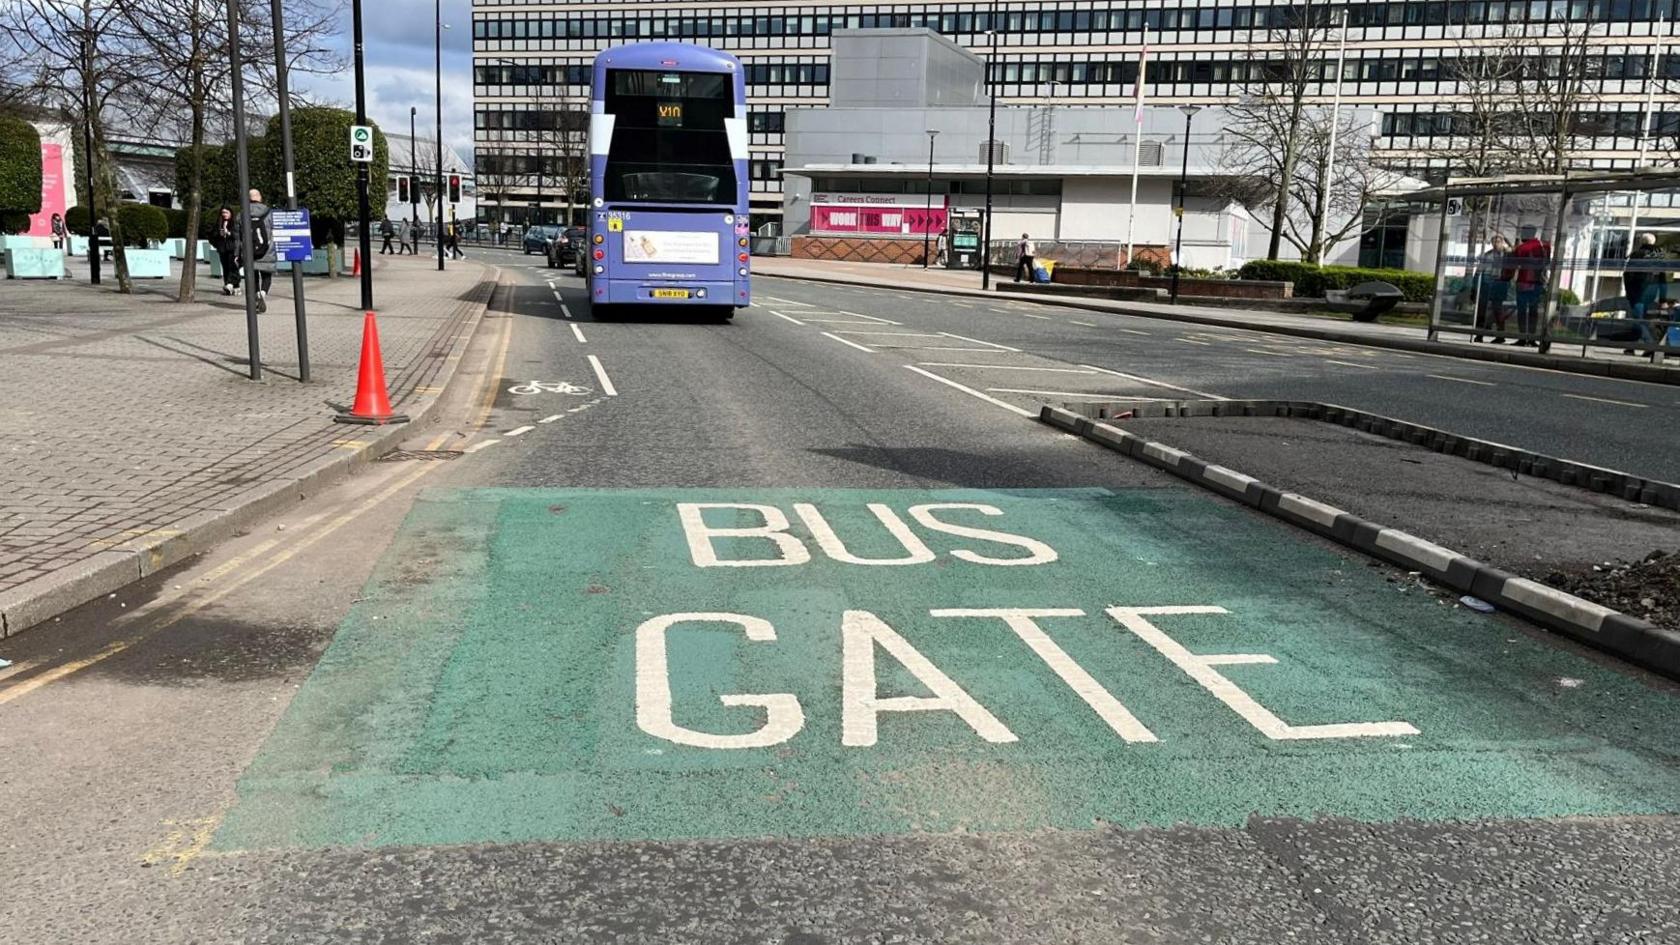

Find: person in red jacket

[1509,226,1550,347]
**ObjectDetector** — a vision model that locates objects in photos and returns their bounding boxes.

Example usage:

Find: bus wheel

[713,306,735,322]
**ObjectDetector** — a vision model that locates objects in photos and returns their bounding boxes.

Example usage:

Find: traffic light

[448,174,462,204]
[397,176,410,203]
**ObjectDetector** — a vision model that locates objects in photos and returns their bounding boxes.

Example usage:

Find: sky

[292,0,478,166]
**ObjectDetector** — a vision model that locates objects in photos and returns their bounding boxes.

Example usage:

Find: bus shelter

[1399,169,1680,364]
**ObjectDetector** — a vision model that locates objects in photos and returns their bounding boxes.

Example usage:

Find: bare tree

[1,0,136,290]
[1220,3,1337,260]
[1280,110,1402,263]
[473,148,513,234]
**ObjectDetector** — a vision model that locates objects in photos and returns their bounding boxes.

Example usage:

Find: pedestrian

[211,206,241,295]
[1471,234,1511,344]
[379,216,396,255]
[1624,233,1669,356]
[409,219,423,255]
[240,189,276,313]
[1014,233,1035,282]
[50,212,65,250]
[447,214,466,260]
[1510,225,1549,347]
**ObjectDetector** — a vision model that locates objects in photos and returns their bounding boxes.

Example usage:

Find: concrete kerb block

[0,551,139,638]
[1038,405,1680,680]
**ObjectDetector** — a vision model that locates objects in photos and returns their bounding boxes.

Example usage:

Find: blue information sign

[270,209,313,262]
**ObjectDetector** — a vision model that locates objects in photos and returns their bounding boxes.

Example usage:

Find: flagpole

[1316,10,1349,268]
[1626,15,1665,260]
[1124,29,1150,269]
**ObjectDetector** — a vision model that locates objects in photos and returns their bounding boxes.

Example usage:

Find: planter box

[124,249,171,279]
[0,235,56,253]
[4,248,66,279]
[276,252,334,276]
[166,238,211,262]
[67,235,89,256]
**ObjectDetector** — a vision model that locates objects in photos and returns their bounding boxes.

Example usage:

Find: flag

[1134,33,1150,125]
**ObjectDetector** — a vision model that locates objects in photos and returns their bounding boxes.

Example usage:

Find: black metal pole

[271,0,309,381]
[922,132,936,269]
[81,33,100,285]
[1170,108,1195,305]
[352,0,374,310]
[981,7,997,290]
[227,0,260,380]
[410,107,419,237]
[436,0,446,272]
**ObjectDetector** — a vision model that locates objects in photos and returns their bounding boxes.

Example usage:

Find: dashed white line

[1115,327,1150,335]
[919,362,1098,373]
[1426,373,1496,387]
[505,425,535,437]
[822,331,877,353]
[939,331,1021,352]
[986,388,1177,401]
[1070,320,1099,328]
[837,310,902,324]
[560,303,573,319]
[1080,364,1228,400]
[1245,348,1293,357]
[768,309,806,325]
[538,414,565,423]
[1561,392,1648,408]
[570,323,587,343]
[905,366,1035,417]
[553,290,564,302]
[1014,311,1054,320]
[1179,338,1213,346]
[587,355,619,396]
[464,440,498,454]
[1325,359,1382,370]
[832,330,947,337]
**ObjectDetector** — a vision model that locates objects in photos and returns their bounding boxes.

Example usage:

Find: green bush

[258,107,388,237]
[65,203,91,235]
[1238,259,1436,303]
[0,209,30,234]
[0,115,42,223]
[116,203,169,246]
[164,207,192,239]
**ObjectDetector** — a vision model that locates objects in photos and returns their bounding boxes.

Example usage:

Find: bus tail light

[593,249,605,261]
[593,234,604,244]
[594,265,605,274]
[738,267,748,277]
[737,252,749,263]
[738,238,748,247]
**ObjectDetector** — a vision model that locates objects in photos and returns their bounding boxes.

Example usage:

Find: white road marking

[1116,327,1150,335]
[918,363,1098,374]
[904,366,1035,417]
[1427,373,1495,387]
[538,414,564,423]
[1080,364,1228,400]
[832,330,948,337]
[463,439,499,454]
[553,290,564,302]
[570,323,587,343]
[759,295,811,306]
[505,425,535,437]
[1245,348,1293,357]
[838,310,903,324]
[1014,311,1054,320]
[560,303,573,319]
[1179,338,1213,346]
[1070,320,1099,328]
[822,331,877,353]
[802,317,903,325]
[1561,393,1648,408]
[1325,359,1382,370]
[588,354,619,396]
[768,309,806,325]
[985,388,1176,401]
[939,331,1020,352]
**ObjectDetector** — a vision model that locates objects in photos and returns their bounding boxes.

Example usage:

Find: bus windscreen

[604,70,737,205]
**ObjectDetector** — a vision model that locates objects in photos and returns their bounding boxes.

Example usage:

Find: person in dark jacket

[379,216,396,254]
[239,190,276,313]
[211,206,241,294]
[1472,234,1511,343]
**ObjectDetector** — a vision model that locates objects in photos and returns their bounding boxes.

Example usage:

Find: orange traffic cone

[334,311,409,425]
[352,247,362,276]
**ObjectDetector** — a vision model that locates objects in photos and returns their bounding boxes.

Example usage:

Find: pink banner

[27,143,67,239]
[813,205,947,236]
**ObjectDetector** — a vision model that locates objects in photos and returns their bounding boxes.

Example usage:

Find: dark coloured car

[522,225,561,255]
[547,227,587,268]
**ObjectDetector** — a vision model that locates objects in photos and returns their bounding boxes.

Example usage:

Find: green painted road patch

[216,488,1680,850]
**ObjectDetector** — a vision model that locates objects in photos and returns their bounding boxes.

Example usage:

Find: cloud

[292,0,477,164]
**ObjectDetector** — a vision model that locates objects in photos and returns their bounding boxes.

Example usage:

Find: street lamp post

[351,0,374,310]
[410,107,420,233]
[1170,104,1202,305]
[77,29,100,285]
[981,9,998,289]
[922,129,940,269]
[436,0,446,272]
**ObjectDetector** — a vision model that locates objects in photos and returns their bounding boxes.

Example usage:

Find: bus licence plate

[652,289,691,299]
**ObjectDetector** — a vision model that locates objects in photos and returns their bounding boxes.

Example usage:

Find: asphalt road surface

[3,249,1677,945]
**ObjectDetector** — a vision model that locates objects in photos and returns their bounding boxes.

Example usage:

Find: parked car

[522,225,561,255]
[547,227,587,268]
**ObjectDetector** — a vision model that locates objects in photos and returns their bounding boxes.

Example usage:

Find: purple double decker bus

[584,43,751,319]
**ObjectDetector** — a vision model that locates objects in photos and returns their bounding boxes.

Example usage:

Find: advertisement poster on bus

[623,230,720,265]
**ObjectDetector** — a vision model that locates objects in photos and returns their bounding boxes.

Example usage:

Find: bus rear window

[604,69,737,205]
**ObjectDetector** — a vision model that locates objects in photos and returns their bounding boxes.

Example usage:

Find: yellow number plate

[652,289,691,299]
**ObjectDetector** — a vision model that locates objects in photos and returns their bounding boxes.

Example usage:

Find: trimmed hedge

[0,115,42,229]
[116,203,169,246]
[1238,259,1435,303]
[66,203,92,235]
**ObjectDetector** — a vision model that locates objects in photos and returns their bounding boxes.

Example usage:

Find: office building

[472,0,1680,233]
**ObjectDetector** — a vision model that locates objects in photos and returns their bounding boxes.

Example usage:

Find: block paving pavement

[0,256,494,626]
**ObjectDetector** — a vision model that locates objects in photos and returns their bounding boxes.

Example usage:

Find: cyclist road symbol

[507,380,593,396]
